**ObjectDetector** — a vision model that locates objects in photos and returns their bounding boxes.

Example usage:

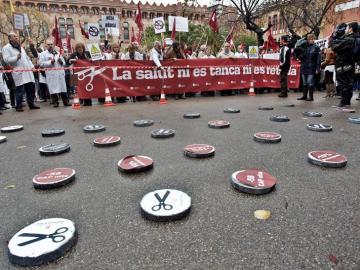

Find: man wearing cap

[39,40,70,107]
[2,32,40,111]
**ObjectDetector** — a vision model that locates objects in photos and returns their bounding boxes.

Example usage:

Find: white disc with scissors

[8,218,77,267]
[140,189,191,221]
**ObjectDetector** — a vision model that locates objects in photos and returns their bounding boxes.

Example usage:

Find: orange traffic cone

[248,81,256,96]
[72,93,81,109]
[104,87,115,107]
[159,89,168,105]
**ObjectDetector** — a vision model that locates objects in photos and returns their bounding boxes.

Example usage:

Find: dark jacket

[332,32,357,68]
[67,51,91,65]
[279,44,291,72]
[301,43,321,75]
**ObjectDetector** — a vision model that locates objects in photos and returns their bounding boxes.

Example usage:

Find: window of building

[188,14,193,20]
[98,19,105,39]
[49,4,58,12]
[164,13,169,20]
[194,14,199,20]
[15,1,22,7]
[93,7,100,15]
[69,6,78,13]
[59,17,66,38]
[80,7,89,14]
[127,10,132,17]
[123,22,129,40]
[279,16,283,31]
[66,18,74,38]
[272,15,278,31]
[157,13,162,17]
[25,2,34,8]
[38,3,47,11]
[142,12,148,19]
[109,8,116,15]
[122,10,126,18]
[149,12,154,19]
[61,5,67,12]
[102,8,108,15]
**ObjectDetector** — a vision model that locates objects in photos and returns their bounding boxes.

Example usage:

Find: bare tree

[278,0,337,39]
[225,0,273,45]
[0,4,50,47]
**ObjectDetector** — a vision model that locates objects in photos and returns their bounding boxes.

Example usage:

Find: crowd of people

[1,22,360,114]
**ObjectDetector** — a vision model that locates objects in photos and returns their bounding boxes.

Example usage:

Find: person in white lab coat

[1,32,40,112]
[39,40,70,107]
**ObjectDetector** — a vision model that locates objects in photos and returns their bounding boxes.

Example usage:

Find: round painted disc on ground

[258,106,274,111]
[83,124,106,133]
[1,125,24,133]
[118,155,154,173]
[151,129,175,138]
[303,111,322,117]
[348,117,360,124]
[306,123,332,132]
[133,120,154,127]
[270,115,290,122]
[33,168,75,189]
[231,169,277,195]
[208,120,230,129]
[41,128,65,137]
[39,143,71,156]
[223,108,240,113]
[140,189,191,221]
[253,132,281,143]
[337,108,356,113]
[307,150,347,168]
[0,135,7,144]
[281,104,295,107]
[184,144,215,158]
[183,113,201,119]
[93,136,121,147]
[8,218,77,267]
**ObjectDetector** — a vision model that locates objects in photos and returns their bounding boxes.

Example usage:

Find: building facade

[3,0,211,45]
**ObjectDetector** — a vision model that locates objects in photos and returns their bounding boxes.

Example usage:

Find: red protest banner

[74,58,300,98]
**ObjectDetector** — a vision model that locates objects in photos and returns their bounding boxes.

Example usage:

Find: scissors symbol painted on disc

[17,227,68,246]
[151,190,173,211]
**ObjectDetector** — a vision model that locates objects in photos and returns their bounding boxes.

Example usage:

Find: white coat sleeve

[2,46,18,66]
[151,51,162,67]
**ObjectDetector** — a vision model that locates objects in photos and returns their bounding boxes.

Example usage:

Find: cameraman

[332,22,359,108]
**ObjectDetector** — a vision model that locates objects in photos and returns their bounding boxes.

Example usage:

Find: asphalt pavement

[1,92,360,270]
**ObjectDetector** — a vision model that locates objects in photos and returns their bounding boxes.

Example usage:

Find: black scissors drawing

[17,227,68,247]
[151,191,173,211]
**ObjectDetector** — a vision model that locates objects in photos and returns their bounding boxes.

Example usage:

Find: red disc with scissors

[33,168,75,189]
[231,169,277,195]
[140,189,191,221]
[8,218,77,267]
[307,150,347,168]
[118,155,154,173]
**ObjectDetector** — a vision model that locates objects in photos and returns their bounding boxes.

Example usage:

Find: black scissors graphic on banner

[17,227,68,246]
[151,191,173,211]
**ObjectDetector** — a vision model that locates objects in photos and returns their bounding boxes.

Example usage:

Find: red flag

[267,28,278,51]
[52,16,62,49]
[171,17,176,40]
[135,3,143,32]
[79,20,89,39]
[208,10,219,33]
[131,26,136,43]
[137,31,142,45]
[225,25,235,48]
[66,27,72,53]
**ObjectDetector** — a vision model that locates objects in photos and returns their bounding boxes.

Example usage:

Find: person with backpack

[332,22,359,108]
